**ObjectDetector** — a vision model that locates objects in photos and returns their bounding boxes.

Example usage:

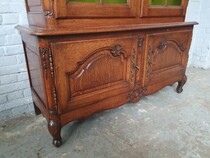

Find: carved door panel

[143,29,192,93]
[51,35,138,113]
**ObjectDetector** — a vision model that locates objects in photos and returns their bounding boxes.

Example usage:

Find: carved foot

[53,138,62,147]
[48,120,62,147]
[33,102,41,115]
[176,75,187,94]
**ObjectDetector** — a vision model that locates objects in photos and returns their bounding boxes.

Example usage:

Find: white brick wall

[186,0,210,69]
[0,0,33,121]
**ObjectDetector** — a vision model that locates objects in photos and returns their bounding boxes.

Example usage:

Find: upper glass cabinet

[149,0,181,6]
[141,0,188,17]
[55,0,135,19]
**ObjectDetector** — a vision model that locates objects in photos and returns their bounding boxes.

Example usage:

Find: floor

[0,68,210,158]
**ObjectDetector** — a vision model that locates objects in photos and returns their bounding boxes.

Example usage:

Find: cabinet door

[140,0,188,17]
[51,35,138,113]
[54,0,137,18]
[143,29,192,94]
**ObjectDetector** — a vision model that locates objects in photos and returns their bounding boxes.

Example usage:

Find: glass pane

[149,0,165,6]
[70,0,99,3]
[167,0,181,6]
[104,0,127,4]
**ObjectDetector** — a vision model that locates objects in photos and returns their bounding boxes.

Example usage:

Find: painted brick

[0,0,32,120]
[2,13,19,25]
[5,45,24,55]
[28,103,34,112]
[0,109,12,121]
[0,15,2,24]
[16,54,26,64]
[0,0,25,2]
[0,104,6,112]
[0,3,26,13]
[0,36,6,46]
[0,55,17,67]
[17,72,29,81]
[6,35,22,45]
[0,80,30,95]
[0,74,18,85]
[0,94,7,104]
[5,97,32,110]
[23,88,32,97]
[0,47,5,56]
[7,90,24,101]
[19,12,29,25]
[0,25,18,36]
[0,63,27,76]
[11,104,29,116]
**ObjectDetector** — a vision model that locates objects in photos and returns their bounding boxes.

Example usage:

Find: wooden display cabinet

[17,0,197,147]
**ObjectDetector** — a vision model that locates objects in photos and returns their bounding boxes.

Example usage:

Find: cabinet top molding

[16,22,198,36]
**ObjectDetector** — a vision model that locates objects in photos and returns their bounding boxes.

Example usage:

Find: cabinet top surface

[16,22,197,36]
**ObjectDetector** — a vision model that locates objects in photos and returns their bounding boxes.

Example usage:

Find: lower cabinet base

[19,23,195,147]
[33,76,187,148]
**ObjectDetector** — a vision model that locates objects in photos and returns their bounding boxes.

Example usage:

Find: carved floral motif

[39,47,58,111]
[128,88,147,102]
[157,39,185,53]
[146,46,152,80]
[48,49,55,79]
[39,48,48,73]
[110,44,127,58]
[138,38,144,48]
[44,0,54,18]
[48,49,58,111]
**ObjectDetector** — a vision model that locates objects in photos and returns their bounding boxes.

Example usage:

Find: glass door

[54,0,136,19]
[141,0,188,17]
[70,0,127,4]
[149,0,181,6]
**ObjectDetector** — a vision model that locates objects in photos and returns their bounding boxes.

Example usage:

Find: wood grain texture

[16,22,197,36]
[18,0,197,147]
[24,0,188,28]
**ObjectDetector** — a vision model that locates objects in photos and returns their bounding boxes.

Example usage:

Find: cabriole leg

[48,119,62,147]
[176,75,187,93]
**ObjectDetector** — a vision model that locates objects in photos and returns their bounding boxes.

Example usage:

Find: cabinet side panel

[25,0,46,27]
[22,33,48,106]
[28,13,46,27]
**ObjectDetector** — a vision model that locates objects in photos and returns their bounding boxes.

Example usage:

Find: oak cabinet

[17,0,197,147]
